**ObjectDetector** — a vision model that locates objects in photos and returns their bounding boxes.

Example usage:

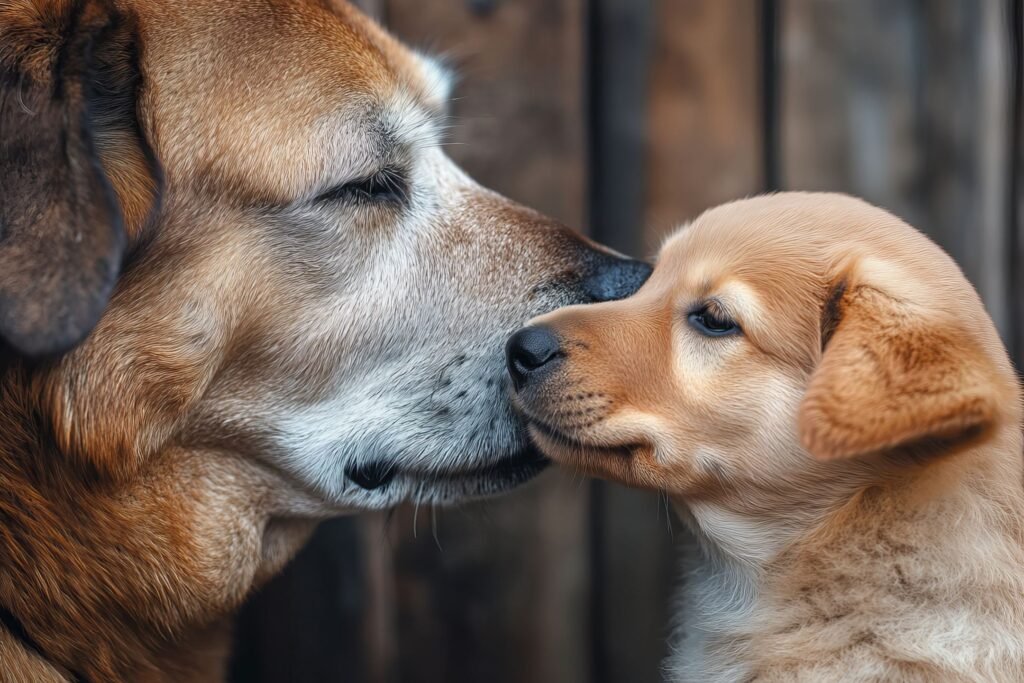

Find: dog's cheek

[40,292,230,482]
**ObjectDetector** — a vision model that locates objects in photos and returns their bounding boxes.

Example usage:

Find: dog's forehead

[138,0,448,201]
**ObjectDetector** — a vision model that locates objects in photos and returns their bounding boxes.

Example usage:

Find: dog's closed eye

[314,166,409,206]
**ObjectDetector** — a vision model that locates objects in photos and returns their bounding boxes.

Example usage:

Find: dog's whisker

[412,482,425,539]
[431,507,442,551]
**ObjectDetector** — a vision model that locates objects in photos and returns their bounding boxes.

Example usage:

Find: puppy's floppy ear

[798,281,1000,461]
[0,0,160,357]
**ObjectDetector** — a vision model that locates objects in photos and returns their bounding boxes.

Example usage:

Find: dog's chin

[344,446,550,508]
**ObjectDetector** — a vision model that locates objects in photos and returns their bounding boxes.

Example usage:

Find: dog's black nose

[582,256,652,302]
[506,325,562,390]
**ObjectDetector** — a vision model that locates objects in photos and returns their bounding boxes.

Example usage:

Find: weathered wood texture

[230,517,391,682]
[644,0,764,247]
[1011,0,1024,367]
[231,1,1022,681]
[782,0,1013,337]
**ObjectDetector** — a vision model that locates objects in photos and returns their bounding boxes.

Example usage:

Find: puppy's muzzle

[507,256,651,392]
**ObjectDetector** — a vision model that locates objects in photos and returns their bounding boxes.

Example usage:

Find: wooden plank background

[231,1,1024,681]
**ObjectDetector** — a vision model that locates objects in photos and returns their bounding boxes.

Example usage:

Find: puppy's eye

[688,306,740,337]
[314,167,408,205]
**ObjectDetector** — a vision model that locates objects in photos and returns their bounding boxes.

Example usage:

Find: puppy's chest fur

[667,501,789,683]
[665,529,760,683]
[666,482,1024,683]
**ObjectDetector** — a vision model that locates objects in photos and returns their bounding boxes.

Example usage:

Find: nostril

[505,326,562,388]
[582,257,652,302]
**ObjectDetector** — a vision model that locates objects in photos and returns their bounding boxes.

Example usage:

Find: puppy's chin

[526,421,647,487]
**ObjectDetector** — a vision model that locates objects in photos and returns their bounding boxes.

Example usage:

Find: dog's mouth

[345,448,550,501]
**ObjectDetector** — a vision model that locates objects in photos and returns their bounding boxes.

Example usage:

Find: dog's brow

[414,52,455,114]
[717,281,760,322]
[310,98,440,196]
[378,94,445,154]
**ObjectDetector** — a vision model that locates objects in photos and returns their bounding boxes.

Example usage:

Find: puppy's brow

[704,297,731,319]
[696,278,716,299]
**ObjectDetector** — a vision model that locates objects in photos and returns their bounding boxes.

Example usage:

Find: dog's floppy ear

[798,281,1000,461]
[0,0,159,357]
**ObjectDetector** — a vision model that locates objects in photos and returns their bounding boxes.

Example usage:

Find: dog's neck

[0,369,318,681]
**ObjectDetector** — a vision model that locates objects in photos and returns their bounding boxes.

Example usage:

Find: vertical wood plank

[1008,0,1023,368]
[230,517,390,682]
[781,0,1011,336]
[585,2,674,683]
[643,0,763,248]
[761,0,781,192]
[381,2,591,682]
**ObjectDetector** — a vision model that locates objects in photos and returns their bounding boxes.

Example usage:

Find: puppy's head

[509,193,1020,502]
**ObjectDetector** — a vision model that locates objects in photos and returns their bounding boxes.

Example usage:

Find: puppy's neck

[677,499,795,569]
[670,454,873,572]
[669,427,1024,680]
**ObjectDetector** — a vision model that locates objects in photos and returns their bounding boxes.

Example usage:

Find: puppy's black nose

[506,325,562,390]
[582,256,652,302]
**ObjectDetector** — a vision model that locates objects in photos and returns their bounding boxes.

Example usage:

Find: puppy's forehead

[655,197,841,365]
[140,0,448,201]
[657,206,828,303]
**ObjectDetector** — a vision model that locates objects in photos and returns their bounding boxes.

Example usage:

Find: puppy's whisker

[661,490,675,539]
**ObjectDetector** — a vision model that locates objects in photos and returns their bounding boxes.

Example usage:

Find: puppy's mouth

[527,417,594,451]
[345,448,550,499]
[523,415,632,462]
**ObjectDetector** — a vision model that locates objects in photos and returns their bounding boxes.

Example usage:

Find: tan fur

[516,192,1024,681]
[0,0,639,679]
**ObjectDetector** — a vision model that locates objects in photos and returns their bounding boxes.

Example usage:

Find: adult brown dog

[0,0,650,680]
[509,193,1024,681]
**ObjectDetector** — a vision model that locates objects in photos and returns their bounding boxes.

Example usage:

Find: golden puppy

[508,192,1024,681]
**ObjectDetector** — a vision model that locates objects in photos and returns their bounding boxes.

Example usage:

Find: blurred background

[230,1,1024,681]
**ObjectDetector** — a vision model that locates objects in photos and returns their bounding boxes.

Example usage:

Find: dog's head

[0,0,651,510]
[509,192,1020,508]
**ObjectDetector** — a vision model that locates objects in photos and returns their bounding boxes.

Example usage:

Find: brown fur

[0,0,642,679]
[515,192,1024,681]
